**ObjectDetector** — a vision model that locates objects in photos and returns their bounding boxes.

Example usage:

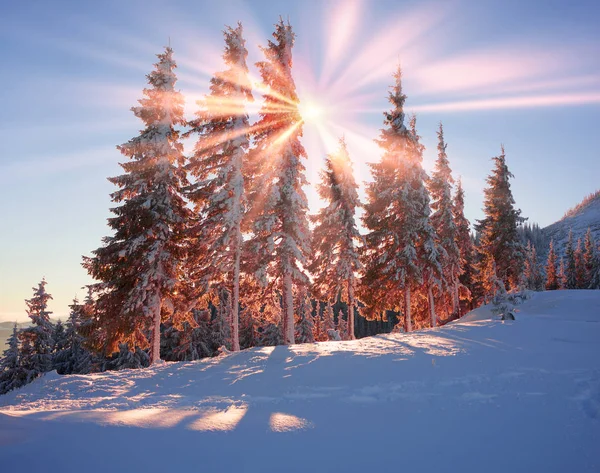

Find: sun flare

[299,101,324,124]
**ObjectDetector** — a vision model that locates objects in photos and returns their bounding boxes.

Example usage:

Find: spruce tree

[308,137,362,339]
[83,47,190,364]
[337,311,348,341]
[427,122,460,318]
[185,23,253,352]
[0,324,27,395]
[295,291,315,344]
[575,237,586,288]
[323,302,336,340]
[564,230,578,289]
[453,179,475,312]
[523,241,544,291]
[52,320,67,357]
[545,239,559,290]
[475,145,525,292]
[583,228,600,289]
[20,279,55,378]
[410,115,444,328]
[53,298,92,375]
[245,19,310,345]
[360,67,441,332]
[211,290,232,351]
[558,258,567,289]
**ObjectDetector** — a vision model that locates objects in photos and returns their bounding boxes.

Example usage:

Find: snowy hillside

[543,190,600,252]
[1,290,599,472]
[0,323,28,352]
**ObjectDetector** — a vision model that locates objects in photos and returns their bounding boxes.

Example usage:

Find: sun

[299,101,324,125]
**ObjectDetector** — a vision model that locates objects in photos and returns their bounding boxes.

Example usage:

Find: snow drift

[1,290,599,472]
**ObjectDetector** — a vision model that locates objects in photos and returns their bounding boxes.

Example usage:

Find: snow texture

[1,290,599,472]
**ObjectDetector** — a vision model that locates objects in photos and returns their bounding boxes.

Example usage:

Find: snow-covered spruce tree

[523,241,544,291]
[83,47,189,364]
[337,310,348,341]
[360,67,441,333]
[110,343,150,371]
[453,179,476,313]
[575,238,586,289]
[239,306,258,349]
[308,137,362,339]
[545,239,559,290]
[295,290,315,343]
[185,23,253,352]
[0,324,27,395]
[323,302,336,340]
[53,298,92,375]
[427,122,460,319]
[52,320,67,357]
[410,115,444,328]
[564,230,578,289]
[558,258,567,289]
[475,145,525,293]
[584,228,600,289]
[19,279,55,379]
[245,19,310,345]
[211,290,232,352]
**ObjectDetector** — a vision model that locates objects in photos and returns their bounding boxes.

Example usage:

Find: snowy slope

[543,191,600,252]
[1,290,599,473]
[0,323,29,352]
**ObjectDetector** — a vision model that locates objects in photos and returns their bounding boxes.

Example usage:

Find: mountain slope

[543,190,600,252]
[1,290,599,472]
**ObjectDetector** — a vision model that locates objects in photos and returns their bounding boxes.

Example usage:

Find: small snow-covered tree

[427,122,459,320]
[545,239,559,290]
[211,290,232,352]
[308,137,362,340]
[323,302,336,340]
[360,66,441,332]
[523,241,544,291]
[583,228,600,289]
[453,179,475,312]
[19,279,55,378]
[564,230,578,289]
[83,47,190,364]
[475,145,525,291]
[575,237,586,288]
[245,19,310,345]
[239,307,258,350]
[295,291,315,344]
[53,298,92,375]
[111,343,150,371]
[0,324,27,395]
[185,23,253,352]
[337,311,348,341]
[52,320,67,356]
[558,258,567,290]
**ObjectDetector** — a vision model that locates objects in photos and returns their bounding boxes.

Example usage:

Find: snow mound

[1,290,599,472]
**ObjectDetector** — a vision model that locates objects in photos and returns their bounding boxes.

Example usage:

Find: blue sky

[1,0,599,321]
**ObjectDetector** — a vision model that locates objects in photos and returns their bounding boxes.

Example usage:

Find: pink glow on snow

[188,405,248,432]
[269,412,313,432]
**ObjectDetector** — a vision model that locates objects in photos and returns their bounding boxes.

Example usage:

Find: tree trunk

[232,229,241,352]
[404,286,412,332]
[454,280,461,317]
[150,291,162,365]
[428,285,436,328]
[283,270,294,345]
[348,281,356,340]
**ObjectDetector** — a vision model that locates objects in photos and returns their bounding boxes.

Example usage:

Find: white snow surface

[1,290,600,472]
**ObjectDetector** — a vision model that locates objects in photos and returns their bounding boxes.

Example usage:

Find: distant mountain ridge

[542,190,600,252]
